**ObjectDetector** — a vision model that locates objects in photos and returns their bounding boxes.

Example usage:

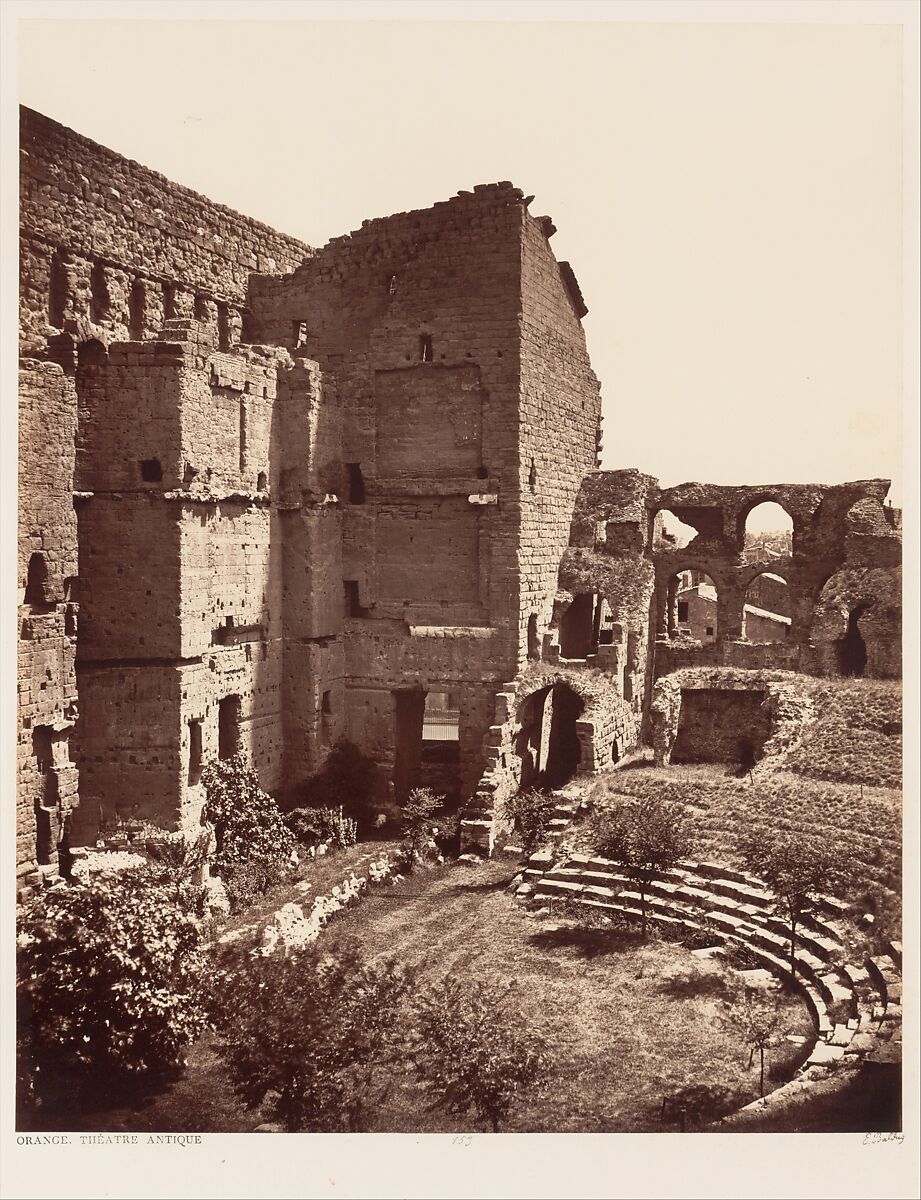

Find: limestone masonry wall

[17,106,903,879]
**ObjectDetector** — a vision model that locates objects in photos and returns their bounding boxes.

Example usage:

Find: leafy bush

[219,860,279,915]
[738,825,850,976]
[500,789,557,856]
[285,806,358,851]
[408,978,548,1132]
[398,788,444,872]
[588,796,692,939]
[307,739,382,829]
[431,812,461,858]
[17,868,207,1111]
[210,940,410,1132]
[202,754,296,913]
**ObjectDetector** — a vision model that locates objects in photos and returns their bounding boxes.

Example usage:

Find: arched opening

[559,593,608,659]
[514,682,585,792]
[667,570,718,641]
[25,553,51,609]
[77,338,107,368]
[527,613,540,661]
[741,501,794,560]
[839,604,869,677]
[742,571,791,643]
[655,509,697,549]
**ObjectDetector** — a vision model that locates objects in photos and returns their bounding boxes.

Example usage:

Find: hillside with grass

[588,677,902,934]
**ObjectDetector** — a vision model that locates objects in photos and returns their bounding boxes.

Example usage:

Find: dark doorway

[839,606,868,677]
[31,726,57,865]
[544,683,584,788]
[559,594,599,659]
[393,689,426,803]
[218,695,242,759]
[25,553,52,609]
[514,682,585,792]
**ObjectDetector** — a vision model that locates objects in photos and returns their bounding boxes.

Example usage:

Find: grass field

[589,677,903,927]
[21,859,813,1134]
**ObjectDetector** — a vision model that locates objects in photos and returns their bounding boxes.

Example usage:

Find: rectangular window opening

[218,696,242,760]
[344,580,370,618]
[421,691,460,763]
[188,719,203,785]
[419,334,433,362]
[346,463,366,504]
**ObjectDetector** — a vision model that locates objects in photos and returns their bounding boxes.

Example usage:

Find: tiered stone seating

[514,850,902,1120]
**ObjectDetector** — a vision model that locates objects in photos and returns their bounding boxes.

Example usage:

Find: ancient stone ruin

[17,106,902,883]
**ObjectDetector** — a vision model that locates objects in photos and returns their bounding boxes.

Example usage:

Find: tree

[17,867,207,1112]
[409,978,548,1132]
[738,828,850,977]
[202,754,296,911]
[500,788,558,857]
[210,940,411,1132]
[589,797,692,940]
[726,988,787,1100]
[399,787,444,872]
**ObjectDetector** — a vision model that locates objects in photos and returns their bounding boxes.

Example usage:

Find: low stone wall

[651,667,814,770]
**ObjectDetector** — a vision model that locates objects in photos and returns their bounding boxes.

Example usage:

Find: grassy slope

[23,859,814,1134]
[590,677,903,923]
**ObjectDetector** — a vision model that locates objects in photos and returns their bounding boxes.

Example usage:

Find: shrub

[308,739,382,829]
[17,868,207,1111]
[202,754,296,912]
[431,812,461,859]
[588,796,692,940]
[408,978,548,1132]
[398,788,444,872]
[285,806,358,851]
[738,825,850,976]
[500,789,557,856]
[210,940,411,1132]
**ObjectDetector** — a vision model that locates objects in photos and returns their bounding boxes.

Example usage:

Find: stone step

[887,940,902,969]
[548,860,847,961]
[867,955,901,1008]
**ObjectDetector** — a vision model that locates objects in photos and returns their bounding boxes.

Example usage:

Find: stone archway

[839,605,869,677]
[513,679,586,792]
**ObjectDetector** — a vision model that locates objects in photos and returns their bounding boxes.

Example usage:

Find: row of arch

[657,500,795,556]
[47,249,237,349]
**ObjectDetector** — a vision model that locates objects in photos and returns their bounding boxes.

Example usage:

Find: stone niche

[651,667,814,771]
[374,365,484,477]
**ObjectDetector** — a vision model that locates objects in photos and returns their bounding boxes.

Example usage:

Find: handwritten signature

[863,1131,905,1145]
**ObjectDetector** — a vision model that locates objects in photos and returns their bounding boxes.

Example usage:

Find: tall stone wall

[18,105,311,879]
[17,362,80,877]
[19,106,310,356]
[517,213,602,664]
[247,184,570,803]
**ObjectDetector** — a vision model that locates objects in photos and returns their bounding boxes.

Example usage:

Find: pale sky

[17,13,905,507]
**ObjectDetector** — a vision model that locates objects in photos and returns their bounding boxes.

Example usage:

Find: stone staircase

[514,851,902,1103]
[498,785,587,858]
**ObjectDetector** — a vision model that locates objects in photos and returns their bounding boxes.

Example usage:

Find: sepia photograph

[2,2,917,1198]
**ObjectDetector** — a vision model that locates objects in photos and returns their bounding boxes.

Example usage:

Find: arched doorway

[514,681,585,791]
[839,605,869,677]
